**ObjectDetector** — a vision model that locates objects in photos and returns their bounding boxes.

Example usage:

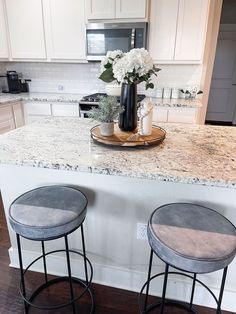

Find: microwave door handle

[130,28,135,49]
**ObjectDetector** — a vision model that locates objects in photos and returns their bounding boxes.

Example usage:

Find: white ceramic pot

[105,84,121,96]
[100,122,114,136]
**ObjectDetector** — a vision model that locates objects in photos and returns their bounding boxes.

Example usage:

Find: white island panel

[0,117,236,311]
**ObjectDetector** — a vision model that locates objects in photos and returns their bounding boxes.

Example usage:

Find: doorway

[206,0,236,125]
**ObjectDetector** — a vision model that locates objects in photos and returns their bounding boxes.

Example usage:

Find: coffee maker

[0,71,31,93]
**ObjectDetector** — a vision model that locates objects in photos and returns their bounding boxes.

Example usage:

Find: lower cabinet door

[153,108,168,122]
[51,103,80,116]
[0,119,15,134]
[168,108,197,123]
[12,103,25,127]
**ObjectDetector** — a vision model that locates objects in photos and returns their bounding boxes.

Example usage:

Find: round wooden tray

[90,123,166,147]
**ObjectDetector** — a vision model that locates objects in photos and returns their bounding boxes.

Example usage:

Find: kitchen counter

[0,92,85,104]
[0,118,235,312]
[0,92,202,108]
[0,117,235,188]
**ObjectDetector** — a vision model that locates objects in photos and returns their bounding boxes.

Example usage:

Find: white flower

[113,48,155,83]
[99,48,159,89]
[100,50,123,72]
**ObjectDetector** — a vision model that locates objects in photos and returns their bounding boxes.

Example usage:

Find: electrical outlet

[58,84,64,91]
[137,223,147,240]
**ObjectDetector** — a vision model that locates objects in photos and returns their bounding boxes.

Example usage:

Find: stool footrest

[139,271,222,314]
[19,248,94,313]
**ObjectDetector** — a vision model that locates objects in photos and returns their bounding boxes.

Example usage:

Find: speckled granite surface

[146,97,202,108]
[0,92,201,108]
[0,92,85,104]
[0,117,235,189]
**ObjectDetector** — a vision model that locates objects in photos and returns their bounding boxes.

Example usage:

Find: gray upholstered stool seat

[148,203,236,274]
[140,203,236,313]
[9,186,87,240]
[9,185,94,313]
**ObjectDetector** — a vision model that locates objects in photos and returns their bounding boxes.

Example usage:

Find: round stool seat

[9,186,87,240]
[148,203,236,274]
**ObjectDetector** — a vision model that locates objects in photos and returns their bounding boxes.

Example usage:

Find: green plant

[88,96,124,123]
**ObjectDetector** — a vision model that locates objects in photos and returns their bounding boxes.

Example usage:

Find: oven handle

[131,28,135,49]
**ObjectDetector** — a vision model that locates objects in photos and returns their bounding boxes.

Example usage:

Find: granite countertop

[0,92,201,108]
[0,92,85,104]
[0,117,235,189]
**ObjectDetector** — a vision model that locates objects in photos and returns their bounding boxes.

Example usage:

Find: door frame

[199,0,223,124]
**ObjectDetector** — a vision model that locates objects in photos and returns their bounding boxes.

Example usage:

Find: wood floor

[0,195,233,314]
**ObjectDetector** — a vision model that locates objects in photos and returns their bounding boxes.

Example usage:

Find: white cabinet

[43,0,86,60]
[5,0,46,59]
[24,102,80,124]
[87,0,147,20]
[0,0,8,59]
[175,0,209,61]
[149,0,178,61]
[149,0,209,63]
[52,103,80,117]
[87,0,116,19]
[168,108,197,123]
[153,106,198,124]
[116,0,146,19]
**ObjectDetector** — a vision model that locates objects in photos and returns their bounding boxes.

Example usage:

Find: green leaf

[104,63,112,69]
[146,82,154,90]
[99,68,115,83]
[154,66,161,73]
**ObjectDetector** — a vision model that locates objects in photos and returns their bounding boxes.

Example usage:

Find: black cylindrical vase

[119,83,137,132]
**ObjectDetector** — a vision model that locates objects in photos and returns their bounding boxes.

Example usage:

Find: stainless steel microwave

[86,22,148,61]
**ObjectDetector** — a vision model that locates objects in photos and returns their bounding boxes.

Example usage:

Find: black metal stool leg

[217,266,228,314]
[65,235,76,314]
[143,249,154,312]
[81,224,89,284]
[189,273,196,309]
[41,241,48,284]
[16,234,28,314]
[160,263,169,314]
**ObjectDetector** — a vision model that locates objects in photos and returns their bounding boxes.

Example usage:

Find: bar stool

[139,203,236,313]
[9,185,94,313]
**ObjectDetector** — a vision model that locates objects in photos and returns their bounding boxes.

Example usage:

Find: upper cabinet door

[174,0,209,61]
[87,0,116,19]
[43,0,86,60]
[5,0,46,59]
[116,0,146,19]
[0,0,8,58]
[149,0,178,61]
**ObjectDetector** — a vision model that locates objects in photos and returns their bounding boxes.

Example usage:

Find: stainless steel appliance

[86,22,148,61]
[0,71,31,93]
[79,93,146,118]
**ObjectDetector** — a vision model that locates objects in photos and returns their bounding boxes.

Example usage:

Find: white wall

[0,62,203,96]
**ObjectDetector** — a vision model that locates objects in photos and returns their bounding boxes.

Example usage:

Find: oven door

[79,103,98,118]
[86,22,147,61]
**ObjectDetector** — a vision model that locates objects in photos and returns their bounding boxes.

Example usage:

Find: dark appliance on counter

[0,71,31,93]
[86,22,148,61]
[79,92,146,118]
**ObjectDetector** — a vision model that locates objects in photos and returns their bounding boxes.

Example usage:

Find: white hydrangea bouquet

[99,48,160,89]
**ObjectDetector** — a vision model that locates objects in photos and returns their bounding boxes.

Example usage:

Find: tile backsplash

[0,62,202,96]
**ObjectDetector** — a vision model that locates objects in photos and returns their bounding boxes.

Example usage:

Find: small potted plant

[88,96,124,136]
[179,86,203,99]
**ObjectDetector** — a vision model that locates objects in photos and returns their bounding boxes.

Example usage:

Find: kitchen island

[0,117,235,311]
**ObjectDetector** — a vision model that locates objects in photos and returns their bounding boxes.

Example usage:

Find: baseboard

[9,247,236,312]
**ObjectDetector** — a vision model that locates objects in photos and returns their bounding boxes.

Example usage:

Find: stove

[79,92,146,118]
